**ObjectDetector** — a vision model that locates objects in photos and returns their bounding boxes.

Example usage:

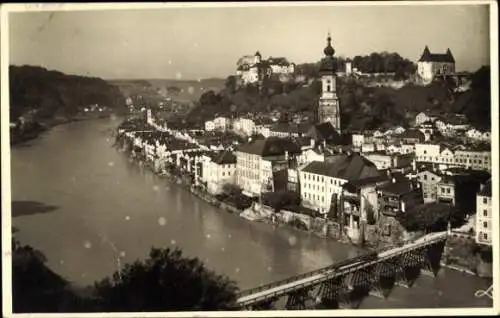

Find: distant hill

[10,65,126,122]
[109,78,225,104]
[9,65,126,144]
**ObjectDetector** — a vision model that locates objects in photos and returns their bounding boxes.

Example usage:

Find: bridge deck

[236,231,446,306]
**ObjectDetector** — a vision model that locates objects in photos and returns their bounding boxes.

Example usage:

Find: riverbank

[10,112,120,146]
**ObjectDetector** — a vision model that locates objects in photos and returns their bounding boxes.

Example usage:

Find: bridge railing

[237,232,447,300]
[237,261,338,298]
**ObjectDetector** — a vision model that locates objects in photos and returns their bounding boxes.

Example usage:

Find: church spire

[323,32,335,58]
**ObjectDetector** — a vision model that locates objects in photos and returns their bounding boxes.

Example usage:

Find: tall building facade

[317,33,341,134]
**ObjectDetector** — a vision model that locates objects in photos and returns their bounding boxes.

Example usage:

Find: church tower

[317,33,341,134]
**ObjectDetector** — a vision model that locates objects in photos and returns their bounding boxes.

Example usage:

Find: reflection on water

[10,118,492,308]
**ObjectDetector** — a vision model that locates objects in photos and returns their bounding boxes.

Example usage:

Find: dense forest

[9,65,126,144]
[186,63,491,132]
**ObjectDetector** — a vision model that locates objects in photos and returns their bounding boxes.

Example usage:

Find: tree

[396,203,454,233]
[224,76,237,94]
[221,183,242,198]
[262,190,301,212]
[12,238,87,313]
[93,247,239,311]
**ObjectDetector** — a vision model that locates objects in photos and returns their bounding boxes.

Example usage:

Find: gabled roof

[236,137,301,156]
[418,46,455,63]
[213,150,237,165]
[344,175,389,191]
[302,154,381,181]
[401,129,425,141]
[308,122,341,143]
[378,176,415,195]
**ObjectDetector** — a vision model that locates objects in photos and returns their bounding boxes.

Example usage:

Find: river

[10,117,493,309]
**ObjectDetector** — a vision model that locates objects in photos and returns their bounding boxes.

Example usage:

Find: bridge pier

[340,269,371,309]
[395,253,417,288]
[248,296,279,311]
[368,263,388,299]
[316,276,346,308]
[285,287,313,310]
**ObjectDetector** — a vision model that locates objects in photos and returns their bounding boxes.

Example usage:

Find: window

[441,188,445,193]
[483,210,488,217]
[483,222,487,228]
[447,188,450,194]
[484,233,488,240]
[424,175,428,180]
[483,197,488,204]
[222,172,225,176]
[327,85,331,92]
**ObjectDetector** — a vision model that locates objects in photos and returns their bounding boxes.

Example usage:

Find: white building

[201,151,237,195]
[232,117,256,136]
[415,111,439,127]
[205,116,229,132]
[476,180,492,246]
[417,46,456,83]
[351,133,365,149]
[236,138,301,197]
[236,51,295,85]
[298,154,381,215]
[415,143,491,172]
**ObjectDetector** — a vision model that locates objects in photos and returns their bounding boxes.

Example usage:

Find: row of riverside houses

[121,109,492,247]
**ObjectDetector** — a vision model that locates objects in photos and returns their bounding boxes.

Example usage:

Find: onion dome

[323,34,335,57]
[320,33,337,73]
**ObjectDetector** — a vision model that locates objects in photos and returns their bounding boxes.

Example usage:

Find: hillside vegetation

[9,65,126,144]
[187,64,491,131]
[10,65,126,122]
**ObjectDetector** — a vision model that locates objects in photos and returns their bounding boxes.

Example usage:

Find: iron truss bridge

[236,231,448,310]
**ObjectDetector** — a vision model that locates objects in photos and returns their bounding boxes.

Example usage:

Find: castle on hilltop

[417,45,456,83]
[236,51,295,85]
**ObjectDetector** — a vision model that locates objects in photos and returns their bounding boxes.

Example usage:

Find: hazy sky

[8,3,491,80]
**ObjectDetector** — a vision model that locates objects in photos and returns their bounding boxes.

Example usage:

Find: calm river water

[10,117,492,309]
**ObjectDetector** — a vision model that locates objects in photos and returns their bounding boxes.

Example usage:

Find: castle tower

[317,33,341,134]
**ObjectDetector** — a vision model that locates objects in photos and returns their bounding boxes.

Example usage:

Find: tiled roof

[309,122,341,143]
[478,180,492,197]
[418,46,455,63]
[401,129,425,141]
[302,154,381,181]
[214,150,237,165]
[236,137,301,156]
[344,175,389,190]
[378,177,414,195]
